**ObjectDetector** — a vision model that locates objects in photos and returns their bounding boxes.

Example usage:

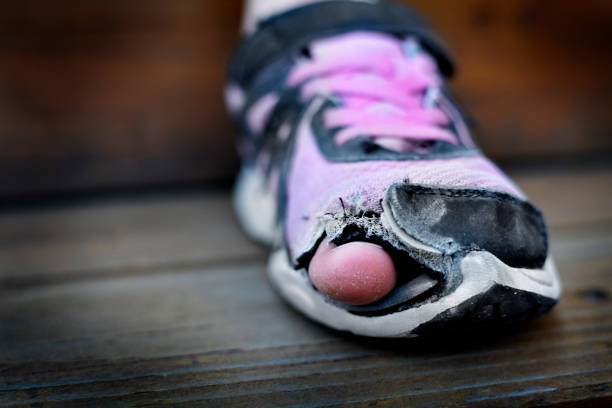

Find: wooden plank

[1,169,611,406]
[0,263,329,360]
[515,169,612,229]
[3,352,611,407]
[1,242,610,405]
[2,327,611,404]
[0,192,265,288]
[1,248,609,357]
[2,280,612,403]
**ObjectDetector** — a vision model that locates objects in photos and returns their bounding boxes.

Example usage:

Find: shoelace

[287,33,457,152]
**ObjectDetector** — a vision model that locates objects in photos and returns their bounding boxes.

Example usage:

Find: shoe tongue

[306,33,432,71]
[308,31,403,61]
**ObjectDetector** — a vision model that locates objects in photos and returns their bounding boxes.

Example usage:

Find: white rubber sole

[268,248,560,337]
[235,165,562,337]
[233,166,278,246]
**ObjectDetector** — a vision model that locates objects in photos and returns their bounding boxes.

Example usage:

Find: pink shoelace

[287,32,457,152]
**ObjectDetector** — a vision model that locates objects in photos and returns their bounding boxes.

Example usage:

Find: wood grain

[0,192,265,288]
[1,167,611,407]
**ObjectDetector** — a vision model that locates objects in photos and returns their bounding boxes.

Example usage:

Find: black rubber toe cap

[385,183,549,268]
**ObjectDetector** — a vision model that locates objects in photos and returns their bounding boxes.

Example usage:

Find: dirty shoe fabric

[226,0,561,337]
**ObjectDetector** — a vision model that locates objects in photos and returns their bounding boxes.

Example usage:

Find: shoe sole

[233,165,278,246]
[235,165,562,337]
[269,248,560,337]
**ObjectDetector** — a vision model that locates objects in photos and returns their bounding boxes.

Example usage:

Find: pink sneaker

[226,1,560,337]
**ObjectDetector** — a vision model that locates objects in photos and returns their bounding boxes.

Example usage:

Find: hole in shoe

[306,227,446,317]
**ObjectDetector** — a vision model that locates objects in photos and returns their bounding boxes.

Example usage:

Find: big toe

[308,239,397,305]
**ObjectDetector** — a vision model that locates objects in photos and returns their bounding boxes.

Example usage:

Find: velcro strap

[229,0,455,90]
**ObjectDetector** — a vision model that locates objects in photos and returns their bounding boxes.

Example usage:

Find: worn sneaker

[225,1,561,337]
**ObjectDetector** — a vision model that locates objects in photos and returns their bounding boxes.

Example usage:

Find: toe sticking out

[308,239,397,305]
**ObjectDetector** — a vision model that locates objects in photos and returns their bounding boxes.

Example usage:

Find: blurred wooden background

[1,0,611,197]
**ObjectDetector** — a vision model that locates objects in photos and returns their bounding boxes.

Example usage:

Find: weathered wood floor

[1,168,611,407]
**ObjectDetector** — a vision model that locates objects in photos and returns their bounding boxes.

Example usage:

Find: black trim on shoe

[309,97,479,162]
[412,284,558,335]
[385,183,549,269]
[229,0,454,91]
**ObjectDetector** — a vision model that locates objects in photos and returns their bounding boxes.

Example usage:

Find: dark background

[1,3,612,404]
[1,0,611,198]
